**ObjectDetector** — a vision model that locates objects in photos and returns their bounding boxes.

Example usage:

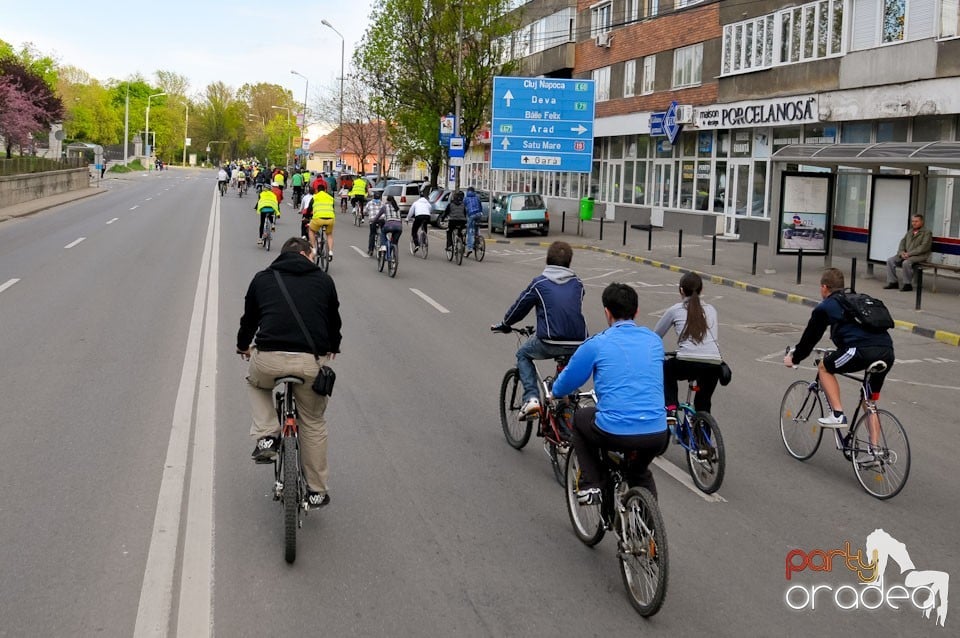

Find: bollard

[599,217,604,241]
[561,211,566,234]
[751,242,758,276]
[916,270,923,310]
[850,257,857,291]
[711,235,717,266]
[796,248,803,285]
[648,226,653,251]
[622,220,627,246]
[678,229,683,258]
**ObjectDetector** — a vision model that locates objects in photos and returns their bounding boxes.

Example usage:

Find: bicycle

[377,232,399,278]
[409,220,429,259]
[340,197,348,215]
[664,352,725,494]
[261,211,275,251]
[238,180,247,197]
[271,375,311,564]
[314,225,331,272]
[353,201,364,227]
[445,225,466,265]
[565,447,668,616]
[495,325,595,486]
[470,232,486,262]
[292,188,303,210]
[780,347,909,499]
[218,180,227,197]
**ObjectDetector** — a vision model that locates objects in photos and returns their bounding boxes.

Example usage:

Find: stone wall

[0,168,89,208]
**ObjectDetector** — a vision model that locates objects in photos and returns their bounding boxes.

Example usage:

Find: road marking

[146,197,153,201]
[652,457,726,503]
[581,269,626,281]
[106,217,119,224]
[0,278,20,293]
[134,190,218,638]
[410,288,450,313]
[350,245,369,257]
[64,237,85,249]
[130,205,139,210]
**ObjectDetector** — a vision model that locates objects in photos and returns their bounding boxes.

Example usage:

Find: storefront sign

[695,96,818,130]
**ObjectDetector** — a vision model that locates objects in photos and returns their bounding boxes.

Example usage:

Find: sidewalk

[490,217,960,347]
[0,184,106,222]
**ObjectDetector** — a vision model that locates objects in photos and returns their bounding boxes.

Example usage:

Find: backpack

[836,290,895,332]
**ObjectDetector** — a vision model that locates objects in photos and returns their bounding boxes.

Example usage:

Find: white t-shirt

[407,197,433,220]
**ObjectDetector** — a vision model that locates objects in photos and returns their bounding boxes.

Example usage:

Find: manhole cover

[742,323,801,335]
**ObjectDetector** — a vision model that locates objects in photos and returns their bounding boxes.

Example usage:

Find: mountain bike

[494,325,595,486]
[271,376,311,564]
[377,232,399,278]
[471,232,486,262]
[565,447,668,616]
[445,225,466,265]
[314,224,331,272]
[664,353,725,494]
[261,212,275,251]
[780,347,909,499]
[353,201,364,226]
[409,220,429,259]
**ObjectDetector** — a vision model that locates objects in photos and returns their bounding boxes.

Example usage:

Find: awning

[771,141,960,170]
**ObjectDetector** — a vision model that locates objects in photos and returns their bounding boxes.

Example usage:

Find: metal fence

[0,156,86,176]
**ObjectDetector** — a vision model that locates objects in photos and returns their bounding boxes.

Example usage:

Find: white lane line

[410,288,450,314]
[581,269,626,281]
[133,190,218,638]
[106,217,119,224]
[652,457,726,503]
[64,238,86,249]
[0,278,20,293]
[145,197,153,201]
[350,245,370,257]
[176,191,220,637]
[130,205,139,210]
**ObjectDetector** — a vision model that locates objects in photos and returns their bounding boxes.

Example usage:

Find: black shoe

[252,436,279,463]
[306,492,330,509]
[883,283,899,290]
[900,284,913,292]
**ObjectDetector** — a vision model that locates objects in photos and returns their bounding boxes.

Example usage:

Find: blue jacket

[503,266,587,345]
[552,320,667,436]
[464,190,482,216]
[792,292,893,365]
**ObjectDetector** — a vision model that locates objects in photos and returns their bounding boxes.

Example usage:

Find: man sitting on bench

[884,214,932,292]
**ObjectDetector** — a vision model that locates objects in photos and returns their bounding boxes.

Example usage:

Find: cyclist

[349,174,368,215]
[464,186,483,257]
[374,195,403,256]
[308,183,337,261]
[444,190,467,253]
[338,184,350,214]
[365,191,384,256]
[254,185,280,246]
[653,272,722,418]
[550,282,670,503]
[492,241,587,418]
[290,170,304,209]
[236,167,247,194]
[236,237,342,509]
[784,268,894,433]
[217,166,228,194]
[299,186,315,239]
[406,190,434,253]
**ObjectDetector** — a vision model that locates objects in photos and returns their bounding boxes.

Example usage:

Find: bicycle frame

[802,348,882,450]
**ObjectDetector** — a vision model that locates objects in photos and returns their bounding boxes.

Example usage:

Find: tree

[315,76,392,174]
[357,0,518,185]
[0,54,64,157]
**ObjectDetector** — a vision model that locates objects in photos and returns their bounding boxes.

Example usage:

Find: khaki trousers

[246,349,331,494]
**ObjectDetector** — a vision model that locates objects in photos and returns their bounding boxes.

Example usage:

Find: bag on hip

[312,365,336,396]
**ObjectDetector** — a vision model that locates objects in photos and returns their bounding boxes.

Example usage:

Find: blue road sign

[491,77,595,173]
[651,102,681,144]
[449,136,465,159]
[650,112,665,137]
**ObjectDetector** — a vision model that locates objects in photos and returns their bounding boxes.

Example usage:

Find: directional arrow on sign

[503,90,514,107]
[571,124,587,135]
[500,138,511,150]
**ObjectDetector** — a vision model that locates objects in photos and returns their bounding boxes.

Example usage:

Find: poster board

[867,176,913,263]
[777,172,834,255]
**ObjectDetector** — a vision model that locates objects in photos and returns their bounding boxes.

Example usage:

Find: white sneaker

[379,244,387,252]
[817,413,847,428]
[521,397,541,417]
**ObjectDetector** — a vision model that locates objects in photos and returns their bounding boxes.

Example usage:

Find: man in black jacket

[237,237,342,508]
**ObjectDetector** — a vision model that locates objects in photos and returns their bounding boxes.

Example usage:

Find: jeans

[466,215,479,251]
[368,221,383,252]
[380,224,402,250]
[516,337,577,402]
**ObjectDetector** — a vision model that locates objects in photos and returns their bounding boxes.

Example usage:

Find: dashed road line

[145,197,153,201]
[106,217,119,224]
[652,457,726,503]
[64,237,85,249]
[130,205,139,210]
[350,245,368,257]
[0,278,20,293]
[410,288,450,313]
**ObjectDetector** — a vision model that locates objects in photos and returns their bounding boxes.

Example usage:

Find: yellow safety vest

[349,178,367,197]
[312,191,336,219]
[256,190,279,213]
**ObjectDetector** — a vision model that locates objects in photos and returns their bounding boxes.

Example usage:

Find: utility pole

[123,84,129,167]
[182,102,189,167]
[454,2,464,190]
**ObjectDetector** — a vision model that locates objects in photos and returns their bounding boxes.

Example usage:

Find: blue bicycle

[377,232,399,278]
[665,353,725,494]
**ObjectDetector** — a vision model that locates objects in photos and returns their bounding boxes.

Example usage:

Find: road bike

[445,225,466,265]
[260,211,275,252]
[780,347,909,499]
[664,353,725,494]
[314,224,331,272]
[271,376,311,564]
[565,447,668,616]
[409,220,429,259]
[495,325,595,486]
[377,232,399,278]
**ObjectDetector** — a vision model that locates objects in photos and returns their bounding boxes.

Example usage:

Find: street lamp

[145,92,167,166]
[182,102,189,167]
[321,20,344,171]
[291,70,309,168]
[206,140,226,166]
[271,105,292,168]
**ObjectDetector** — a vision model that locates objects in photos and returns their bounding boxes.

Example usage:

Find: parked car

[382,181,427,216]
[370,175,400,199]
[431,188,493,227]
[490,192,549,237]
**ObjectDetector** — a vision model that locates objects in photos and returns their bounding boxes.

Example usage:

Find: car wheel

[503,224,510,238]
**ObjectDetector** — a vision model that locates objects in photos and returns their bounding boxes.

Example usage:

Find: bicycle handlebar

[491,324,534,336]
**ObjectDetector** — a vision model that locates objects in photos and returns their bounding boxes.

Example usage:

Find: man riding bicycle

[406,191,434,252]
[551,283,670,503]
[464,186,483,257]
[492,241,587,418]
[217,167,228,194]
[255,186,280,245]
[349,175,368,214]
[365,192,384,256]
[308,185,337,261]
[374,195,403,254]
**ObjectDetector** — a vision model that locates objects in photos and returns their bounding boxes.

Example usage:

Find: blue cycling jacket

[503,266,587,345]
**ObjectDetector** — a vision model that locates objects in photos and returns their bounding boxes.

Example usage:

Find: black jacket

[792,292,892,364]
[237,251,342,354]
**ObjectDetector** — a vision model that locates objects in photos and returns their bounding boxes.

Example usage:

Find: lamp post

[145,92,167,167]
[182,102,189,167]
[291,70,309,168]
[321,20,344,171]
[271,105,292,168]
[207,140,226,166]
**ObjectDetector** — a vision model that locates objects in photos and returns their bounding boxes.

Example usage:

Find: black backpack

[836,290,895,332]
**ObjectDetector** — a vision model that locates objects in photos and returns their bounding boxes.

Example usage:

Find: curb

[488,237,960,347]
[0,188,107,223]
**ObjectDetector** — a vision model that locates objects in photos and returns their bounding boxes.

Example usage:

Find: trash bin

[579,196,595,221]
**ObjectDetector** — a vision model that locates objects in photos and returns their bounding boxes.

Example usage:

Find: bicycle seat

[866,360,888,374]
[554,354,572,367]
[275,376,304,385]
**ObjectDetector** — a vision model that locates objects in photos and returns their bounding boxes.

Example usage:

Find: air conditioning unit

[675,105,694,124]
[595,32,611,48]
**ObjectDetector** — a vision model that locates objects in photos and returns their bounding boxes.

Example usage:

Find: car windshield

[509,194,545,211]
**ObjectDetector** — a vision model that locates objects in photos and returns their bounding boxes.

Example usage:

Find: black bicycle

[271,376,311,564]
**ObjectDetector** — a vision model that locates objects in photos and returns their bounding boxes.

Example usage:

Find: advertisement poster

[777,173,833,255]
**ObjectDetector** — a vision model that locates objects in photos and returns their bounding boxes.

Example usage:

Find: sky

[1,0,373,104]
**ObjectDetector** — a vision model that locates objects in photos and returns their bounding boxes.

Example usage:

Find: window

[623,60,636,97]
[643,0,659,19]
[672,44,703,88]
[591,2,613,37]
[882,0,906,42]
[626,0,639,23]
[943,0,960,37]
[593,66,611,102]
[642,55,656,94]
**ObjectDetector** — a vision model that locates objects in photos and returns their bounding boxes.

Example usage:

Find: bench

[914,260,960,310]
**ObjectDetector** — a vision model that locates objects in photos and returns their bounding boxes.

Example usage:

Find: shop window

[840,122,872,143]
[773,127,802,151]
[804,123,838,144]
[913,116,953,141]
[681,132,697,157]
[732,131,753,158]
[697,131,714,158]
[835,172,869,227]
[751,162,768,217]
[680,161,696,209]
[876,119,908,142]
[637,135,650,158]
[624,162,635,203]
[694,161,712,211]
[609,136,624,159]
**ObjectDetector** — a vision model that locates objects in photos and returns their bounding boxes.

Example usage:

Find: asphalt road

[0,168,956,637]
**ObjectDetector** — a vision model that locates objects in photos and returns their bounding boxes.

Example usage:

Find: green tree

[357,0,518,185]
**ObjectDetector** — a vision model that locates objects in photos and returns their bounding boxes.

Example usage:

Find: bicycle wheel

[455,235,464,265]
[779,380,824,460]
[282,436,299,564]
[850,409,910,500]
[388,244,398,278]
[685,412,725,494]
[474,234,486,261]
[445,239,454,262]
[499,368,532,449]
[377,247,385,272]
[318,234,330,272]
[419,231,428,259]
[564,449,605,546]
[619,487,668,617]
